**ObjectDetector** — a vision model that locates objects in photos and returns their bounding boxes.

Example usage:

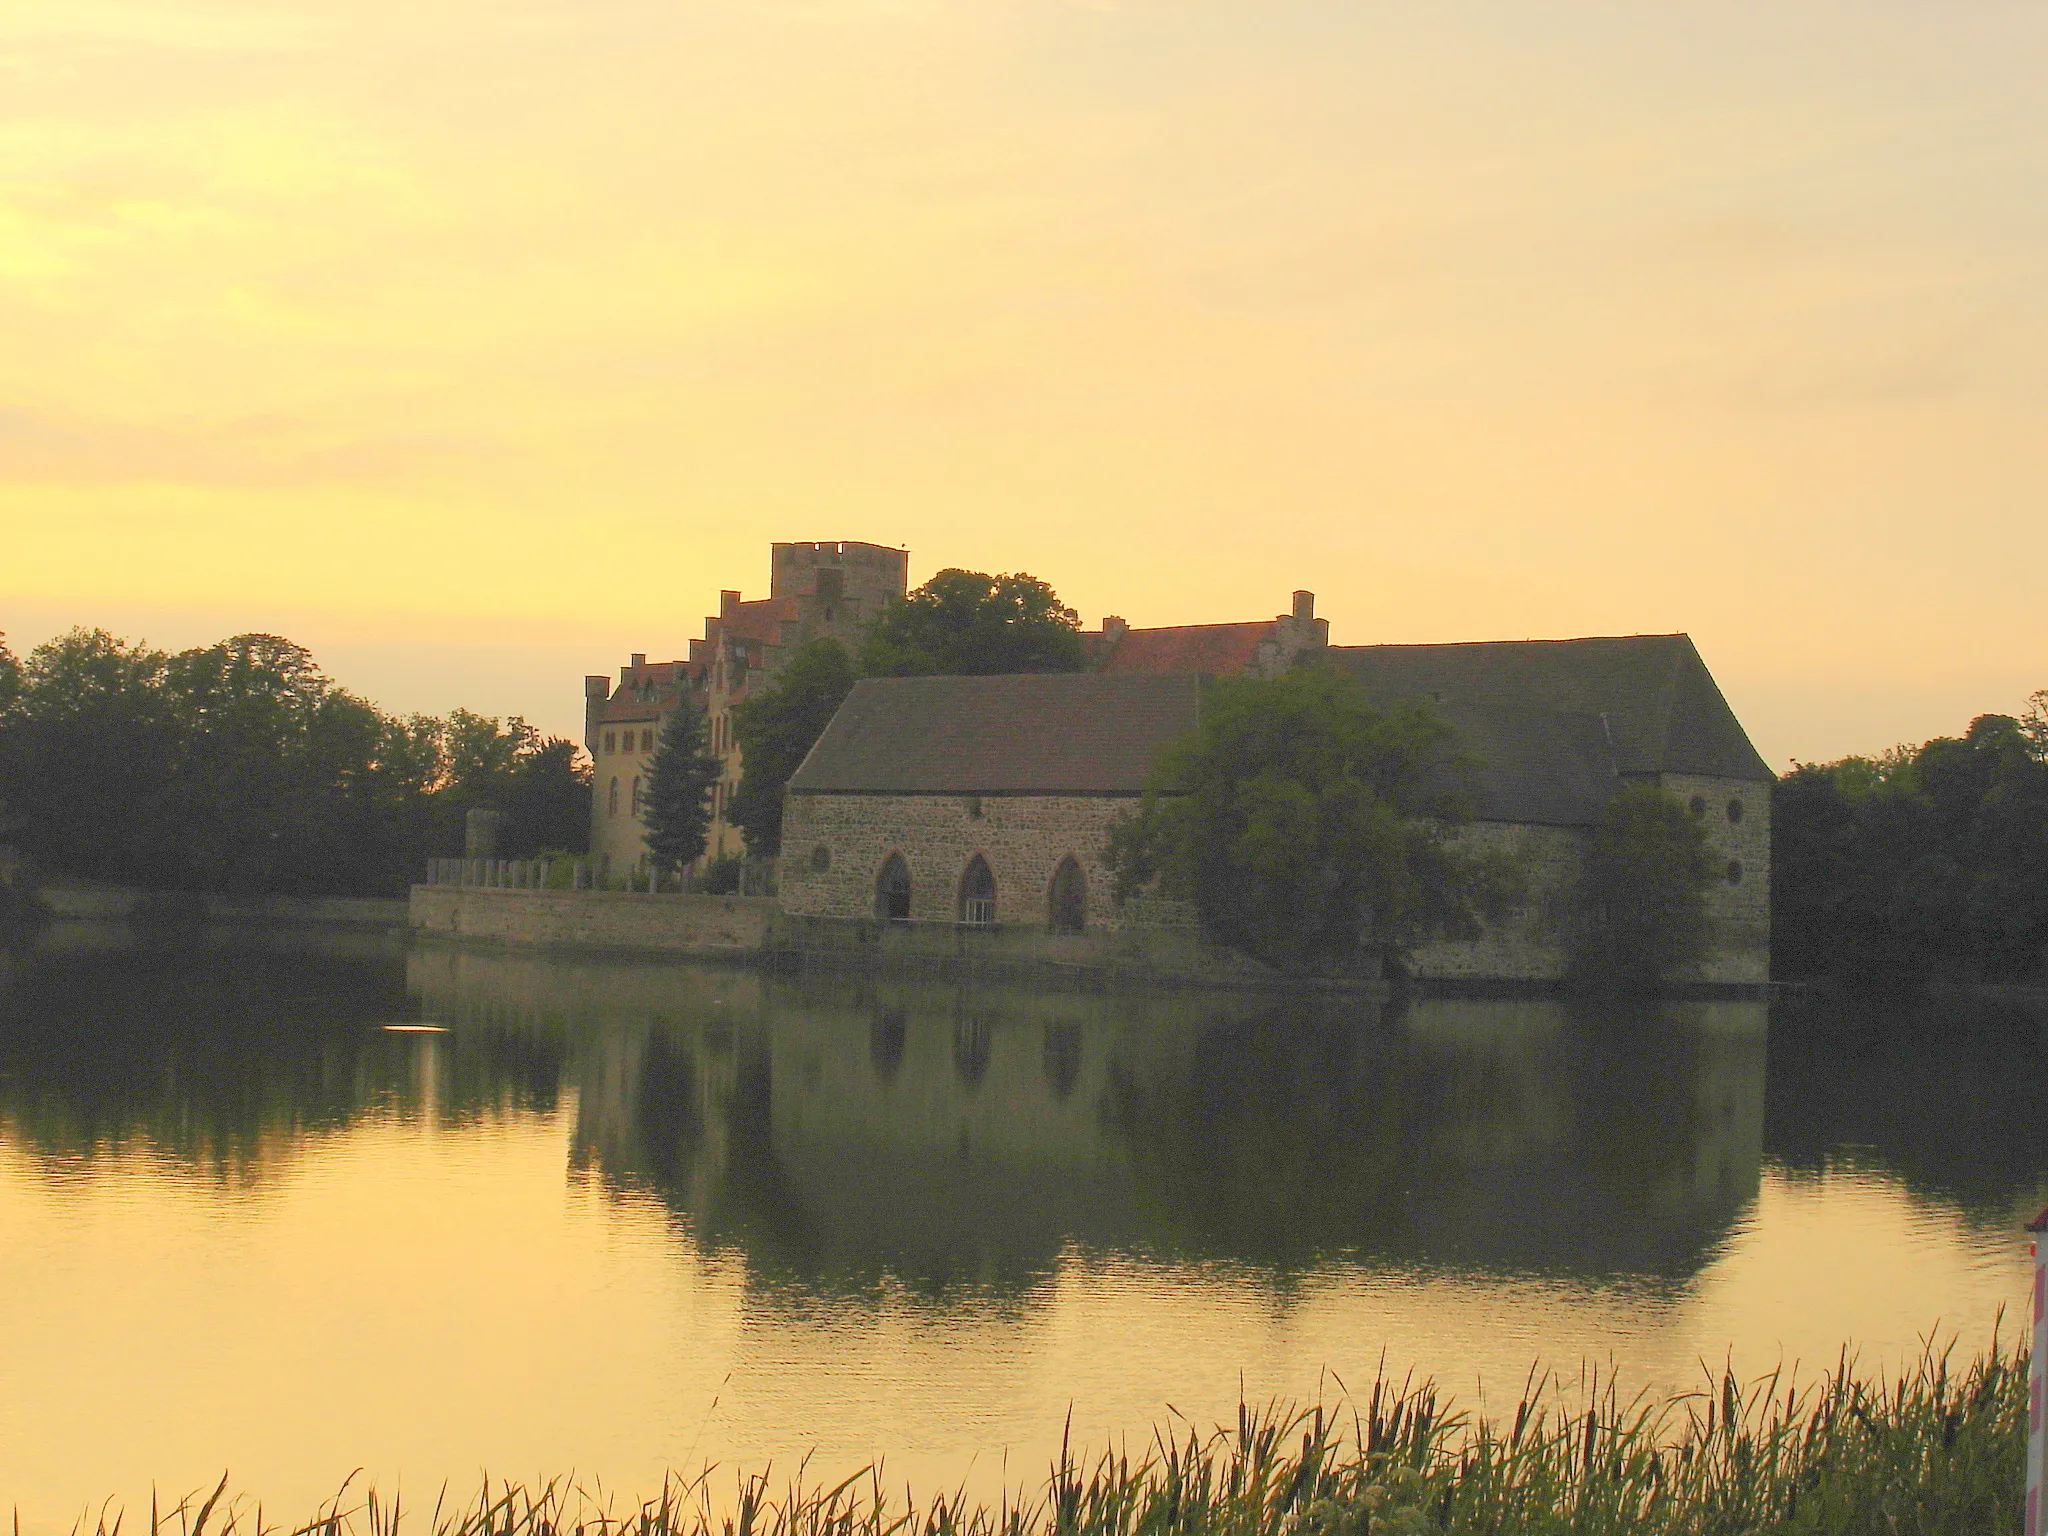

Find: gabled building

[777,631,1774,984]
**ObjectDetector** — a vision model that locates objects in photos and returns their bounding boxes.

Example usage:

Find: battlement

[771,541,910,602]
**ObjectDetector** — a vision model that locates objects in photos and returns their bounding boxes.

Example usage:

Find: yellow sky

[2,0,2043,765]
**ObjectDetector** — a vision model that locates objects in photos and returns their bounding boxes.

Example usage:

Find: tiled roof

[788,673,1203,797]
[714,596,799,645]
[1323,634,1772,823]
[1094,622,1272,676]
[599,661,697,723]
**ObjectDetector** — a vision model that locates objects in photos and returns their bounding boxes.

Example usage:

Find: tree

[729,638,858,857]
[858,568,1085,677]
[0,633,21,718]
[1573,784,1715,988]
[4,629,181,886]
[496,736,592,855]
[1105,668,1518,975]
[642,703,721,877]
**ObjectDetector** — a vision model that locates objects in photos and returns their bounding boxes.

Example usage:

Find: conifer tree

[642,702,722,878]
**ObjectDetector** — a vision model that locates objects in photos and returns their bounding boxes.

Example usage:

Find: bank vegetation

[83,1341,2021,1536]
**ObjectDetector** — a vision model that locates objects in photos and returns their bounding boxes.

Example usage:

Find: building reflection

[406,950,1767,1287]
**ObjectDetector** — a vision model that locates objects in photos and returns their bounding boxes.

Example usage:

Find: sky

[2,0,2043,768]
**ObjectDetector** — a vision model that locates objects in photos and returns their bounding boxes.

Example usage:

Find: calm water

[1,926,2042,1528]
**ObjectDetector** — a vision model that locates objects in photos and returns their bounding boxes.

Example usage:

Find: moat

[0,925,2039,1529]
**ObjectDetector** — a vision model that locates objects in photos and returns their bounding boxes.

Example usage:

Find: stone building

[585,541,908,880]
[778,633,1775,984]
[779,673,1202,932]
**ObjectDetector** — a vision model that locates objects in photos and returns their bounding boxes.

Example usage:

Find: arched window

[958,854,996,926]
[1048,856,1086,933]
[875,853,912,921]
[631,775,643,817]
[607,776,619,817]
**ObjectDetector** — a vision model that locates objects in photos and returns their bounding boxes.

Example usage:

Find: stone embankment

[409,885,777,956]
[44,886,408,927]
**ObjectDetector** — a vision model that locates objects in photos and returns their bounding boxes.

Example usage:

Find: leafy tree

[496,736,592,856]
[1106,668,1519,975]
[729,638,858,857]
[4,629,181,886]
[858,568,1085,677]
[642,703,721,877]
[0,632,21,718]
[1573,785,1715,988]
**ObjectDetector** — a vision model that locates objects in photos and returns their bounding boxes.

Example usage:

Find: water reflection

[2,930,2043,1529]
[394,948,1766,1288]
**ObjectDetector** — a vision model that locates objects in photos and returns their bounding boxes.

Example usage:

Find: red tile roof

[712,596,798,645]
[1095,622,1273,676]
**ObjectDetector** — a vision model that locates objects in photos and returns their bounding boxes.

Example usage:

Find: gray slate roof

[1324,635,1773,824]
[787,636,1769,826]
[788,673,1203,797]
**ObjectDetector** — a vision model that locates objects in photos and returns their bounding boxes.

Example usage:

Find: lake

[0,925,2040,1529]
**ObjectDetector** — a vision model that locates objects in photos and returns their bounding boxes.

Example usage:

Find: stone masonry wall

[779,792,1172,932]
[1657,772,1771,985]
[410,885,778,953]
[1407,821,1587,983]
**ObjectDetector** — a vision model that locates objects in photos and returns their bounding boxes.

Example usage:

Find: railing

[424,857,596,890]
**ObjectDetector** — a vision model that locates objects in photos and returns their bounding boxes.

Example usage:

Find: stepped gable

[788,672,1203,798]
[1324,634,1771,826]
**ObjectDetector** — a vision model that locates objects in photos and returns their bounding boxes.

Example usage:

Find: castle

[584,543,1772,982]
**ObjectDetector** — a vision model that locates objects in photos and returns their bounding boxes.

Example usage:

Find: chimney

[1103,615,1128,644]
[1292,590,1315,622]
[630,652,646,669]
[720,589,741,618]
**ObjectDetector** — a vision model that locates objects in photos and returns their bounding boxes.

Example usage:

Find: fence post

[2029,1205,2048,1536]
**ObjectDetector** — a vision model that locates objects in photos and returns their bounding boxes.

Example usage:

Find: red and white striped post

[2027,1205,2048,1536]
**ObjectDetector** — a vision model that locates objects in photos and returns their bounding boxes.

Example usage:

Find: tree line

[1772,694,2048,985]
[0,628,590,898]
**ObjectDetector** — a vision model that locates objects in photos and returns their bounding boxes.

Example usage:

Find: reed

[59,1338,2026,1536]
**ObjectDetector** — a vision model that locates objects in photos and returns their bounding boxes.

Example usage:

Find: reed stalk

[57,1338,2026,1536]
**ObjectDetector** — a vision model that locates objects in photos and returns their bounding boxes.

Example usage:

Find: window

[810,845,832,873]
[958,854,996,926]
[875,853,912,921]
[1727,798,1745,824]
[1048,856,1086,933]
[965,796,983,819]
[607,777,619,817]
[604,732,615,754]
[1726,859,1744,885]
[641,729,653,753]
[1688,795,1705,817]
[631,775,642,816]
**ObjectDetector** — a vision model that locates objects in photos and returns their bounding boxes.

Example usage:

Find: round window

[1688,796,1706,817]
[810,845,831,873]
[1726,859,1744,885]
[1727,798,1744,824]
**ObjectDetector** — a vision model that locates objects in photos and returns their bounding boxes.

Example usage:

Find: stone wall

[1656,772,1771,984]
[40,886,408,927]
[410,885,777,954]
[1407,821,1587,983]
[780,792,1179,932]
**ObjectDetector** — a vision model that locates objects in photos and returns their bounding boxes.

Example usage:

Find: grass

[49,1338,2026,1536]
